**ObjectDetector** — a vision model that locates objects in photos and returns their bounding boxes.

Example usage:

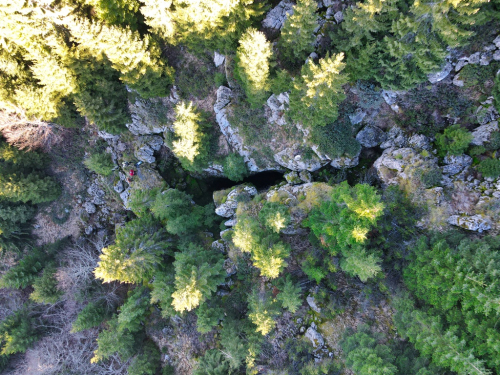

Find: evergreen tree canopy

[289,53,349,128]
[236,28,273,108]
[94,215,171,283]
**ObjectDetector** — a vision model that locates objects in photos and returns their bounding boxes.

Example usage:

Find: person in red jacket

[129,169,135,176]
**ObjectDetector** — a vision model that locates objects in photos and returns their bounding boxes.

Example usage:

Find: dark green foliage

[193,349,233,375]
[196,301,224,333]
[420,167,443,188]
[219,319,248,370]
[0,307,38,355]
[83,151,114,176]
[477,158,500,178]
[485,131,500,151]
[223,153,249,182]
[459,62,500,90]
[305,182,384,282]
[150,265,176,319]
[494,73,500,111]
[127,186,162,218]
[127,341,161,375]
[0,247,47,289]
[258,202,291,233]
[271,69,293,95]
[354,81,384,110]
[30,265,63,304]
[341,325,397,375]
[91,316,138,363]
[117,286,151,333]
[309,117,361,159]
[72,301,110,332]
[275,275,302,313]
[70,53,131,134]
[151,189,205,235]
[435,125,473,157]
[176,60,216,100]
[94,214,172,283]
[402,235,500,372]
[86,0,141,29]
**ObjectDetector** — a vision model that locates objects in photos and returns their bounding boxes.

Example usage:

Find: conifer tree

[276,275,302,313]
[279,0,318,63]
[94,215,171,284]
[171,244,225,313]
[117,287,151,333]
[0,307,38,356]
[150,265,176,318]
[247,289,279,335]
[71,301,110,332]
[29,265,62,304]
[289,53,349,128]
[91,316,137,363]
[236,28,273,108]
[84,0,141,29]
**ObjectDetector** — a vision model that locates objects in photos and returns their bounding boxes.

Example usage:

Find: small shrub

[214,72,227,87]
[271,69,293,95]
[84,152,114,176]
[469,145,486,156]
[486,131,500,151]
[435,125,473,156]
[477,158,500,178]
[30,265,63,304]
[420,168,442,188]
[223,153,249,182]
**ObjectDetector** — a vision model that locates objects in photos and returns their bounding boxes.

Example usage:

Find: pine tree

[289,53,349,128]
[193,349,233,375]
[127,341,161,375]
[258,202,291,233]
[279,0,318,64]
[84,0,141,29]
[71,301,110,332]
[0,307,38,356]
[150,265,176,318]
[247,289,279,335]
[0,247,47,289]
[94,215,171,284]
[171,244,225,313]
[29,265,63,304]
[276,275,302,313]
[235,28,272,108]
[117,286,151,333]
[196,301,224,333]
[91,316,137,363]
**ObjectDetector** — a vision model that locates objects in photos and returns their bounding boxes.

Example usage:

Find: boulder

[305,327,325,347]
[330,153,360,169]
[380,127,408,149]
[214,184,258,218]
[468,52,481,64]
[455,60,468,72]
[442,154,472,176]
[87,182,105,205]
[306,296,321,313]
[267,92,289,126]
[493,50,500,61]
[120,187,131,208]
[134,135,162,163]
[299,170,313,183]
[447,214,491,232]
[356,125,386,148]
[480,52,493,66]
[471,121,499,146]
[476,105,499,126]
[408,134,431,150]
[381,90,401,112]
[453,73,464,87]
[349,108,367,125]
[214,51,225,67]
[285,171,302,185]
[494,35,500,48]
[334,11,343,24]
[262,0,294,29]
[274,147,327,172]
[113,180,124,193]
[83,201,96,214]
[427,62,453,83]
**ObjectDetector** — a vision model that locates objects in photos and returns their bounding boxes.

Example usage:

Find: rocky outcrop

[267,93,289,126]
[274,147,327,172]
[442,155,472,176]
[471,121,499,146]
[126,97,172,135]
[349,108,367,125]
[262,0,294,29]
[134,135,163,163]
[356,125,386,148]
[380,126,408,149]
[285,171,302,185]
[306,296,321,313]
[330,153,360,169]
[447,214,491,232]
[305,326,325,347]
[427,62,453,83]
[214,51,225,67]
[214,184,258,218]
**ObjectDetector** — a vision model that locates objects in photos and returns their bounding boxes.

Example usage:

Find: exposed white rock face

[453,73,464,87]
[97,130,119,140]
[374,147,438,186]
[214,184,258,218]
[480,52,493,66]
[267,92,289,126]
[330,153,360,169]
[494,35,500,48]
[334,11,343,23]
[380,127,408,149]
[381,90,401,112]
[214,51,225,67]
[88,182,106,205]
[114,180,124,193]
[468,52,481,64]
[455,60,468,72]
[299,170,312,183]
[428,62,453,83]
[274,148,327,172]
[262,0,294,29]
[203,163,225,177]
[120,187,131,208]
[408,134,431,150]
[349,108,367,125]
[306,296,321,313]
[443,155,472,176]
[305,326,325,347]
[494,50,500,61]
[447,214,491,232]
[214,86,273,172]
[83,201,96,214]
[476,105,499,125]
[134,135,163,163]
[356,125,386,148]
[471,121,499,146]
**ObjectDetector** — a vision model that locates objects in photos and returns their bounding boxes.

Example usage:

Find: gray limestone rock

[83,201,96,214]
[453,73,464,87]
[334,11,343,24]
[468,52,481,64]
[494,50,500,61]
[262,0,294,29]
[214,184,258,218]
[442,154,472,176]
[330,154,360,169]
[408,134,431,150]
[214,51,225,67]
[428,62,453,83]
[305,327,325,347]
[299,170,313,183]
[455,60,468,72]
[447,214,491,232]
[349,108,367,125]
[120,188,131,208]
[380,127,408,149]
[494,35,500,48]
[285,171,302,185]
[356,125,386,148]
[274,147,327,172]
[306,296,321,313]
[113,180,124,193]
[471,121,499,146]
[87,183,105,205]
[480,52,493,66]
